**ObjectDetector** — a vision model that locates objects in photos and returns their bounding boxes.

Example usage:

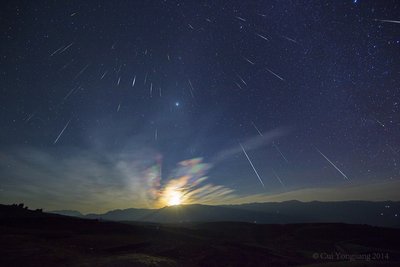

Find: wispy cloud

[155,158,235,207]
[0,146,158,212]
[212,127,290,163]
[0,146,235,213]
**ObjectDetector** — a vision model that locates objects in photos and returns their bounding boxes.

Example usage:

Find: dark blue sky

[1,0,399,212]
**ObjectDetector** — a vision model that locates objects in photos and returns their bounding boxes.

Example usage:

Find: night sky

[1,0,400,212]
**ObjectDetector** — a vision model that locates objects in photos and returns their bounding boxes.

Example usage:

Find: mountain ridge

[49,200,400,227]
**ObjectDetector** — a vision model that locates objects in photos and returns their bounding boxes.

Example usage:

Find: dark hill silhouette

[2,203,400,266]
[49,209,83,217]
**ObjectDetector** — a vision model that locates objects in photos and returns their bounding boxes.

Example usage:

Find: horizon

[6,179,398,214]
[44,198,400,216]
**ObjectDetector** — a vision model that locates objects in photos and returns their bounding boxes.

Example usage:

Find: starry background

[1,0,399,212]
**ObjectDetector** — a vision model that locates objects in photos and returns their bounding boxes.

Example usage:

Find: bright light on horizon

[166,190,183,206]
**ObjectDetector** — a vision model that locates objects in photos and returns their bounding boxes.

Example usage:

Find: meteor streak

[272,169,286,188]
[54,119,71,144]
[74,64,89,80]
[273,142,289,163]
[256,33,269,41]
[59,42,74,54]
[243,56,255,65]
[132,75,136,87]
[150,83,153,97]
[251,121,263,136]
[188,79,195,98]
[266,68,284,81]
[314,146,350,181]
[100,71,108,80]
[240,143,265,187]
[236,73,247,86]
[50,45,64,57]
[374,19,400,24]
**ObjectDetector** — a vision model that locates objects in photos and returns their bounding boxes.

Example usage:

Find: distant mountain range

[4,203,400,266]
[50,200,400,227]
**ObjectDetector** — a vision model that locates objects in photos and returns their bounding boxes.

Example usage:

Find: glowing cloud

[151,158,235,207]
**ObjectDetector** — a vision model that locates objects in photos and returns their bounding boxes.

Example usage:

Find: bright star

[175,102,180,107]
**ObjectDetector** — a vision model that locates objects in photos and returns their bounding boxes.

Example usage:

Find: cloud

[1,140,396,214]
[0,146,235,213]
[0,145,160,212]
[212,127,290,163]
[156,158,236,207]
